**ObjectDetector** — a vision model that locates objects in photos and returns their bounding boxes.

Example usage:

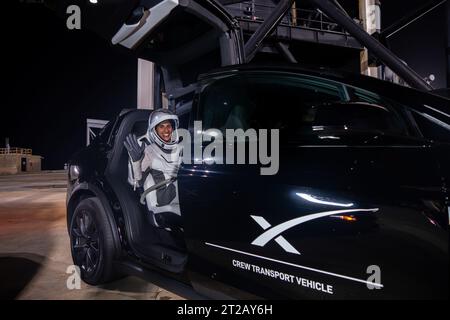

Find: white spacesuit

[124,109,183,228]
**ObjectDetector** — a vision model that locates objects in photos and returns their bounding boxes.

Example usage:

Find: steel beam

[309,0,433,91]
[244,0,295,62]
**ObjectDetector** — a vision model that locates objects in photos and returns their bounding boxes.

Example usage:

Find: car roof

[198,63,450,104]
[200,62,362,82]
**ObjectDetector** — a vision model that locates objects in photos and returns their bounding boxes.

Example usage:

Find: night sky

[2,1,137,169]
[382,0,447,89]
[1,0,448,169]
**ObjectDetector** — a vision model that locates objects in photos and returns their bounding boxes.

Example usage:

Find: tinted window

[346,86,414,134]
[89,120,113,146]
[198,73,411,141]
[200,73,343,130]
[412,110,450,143]
[97,120,113,140]
[311,102,408,135]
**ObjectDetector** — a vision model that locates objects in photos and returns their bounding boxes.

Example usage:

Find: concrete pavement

[0,171,182,300]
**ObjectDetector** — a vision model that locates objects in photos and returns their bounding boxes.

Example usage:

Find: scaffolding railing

[0,148,32,155]
[226,1,359,35]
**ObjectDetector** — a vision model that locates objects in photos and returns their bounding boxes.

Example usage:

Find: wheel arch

[67,182,122,258]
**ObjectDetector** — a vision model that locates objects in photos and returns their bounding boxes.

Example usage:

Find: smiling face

[155,120,173,143]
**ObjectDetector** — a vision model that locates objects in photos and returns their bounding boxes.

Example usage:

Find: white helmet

[148,109,179,150]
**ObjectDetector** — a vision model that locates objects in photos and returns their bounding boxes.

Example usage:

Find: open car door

[45,0,244,108]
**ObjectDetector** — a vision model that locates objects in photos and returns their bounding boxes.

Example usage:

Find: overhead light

[89,0,98,4]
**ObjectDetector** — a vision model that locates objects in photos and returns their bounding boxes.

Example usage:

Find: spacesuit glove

[124,133,145,162]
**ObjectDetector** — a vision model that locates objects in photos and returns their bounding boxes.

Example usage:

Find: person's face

[156,120,173,142]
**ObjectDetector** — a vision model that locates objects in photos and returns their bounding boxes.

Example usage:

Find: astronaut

[124,109,183,229]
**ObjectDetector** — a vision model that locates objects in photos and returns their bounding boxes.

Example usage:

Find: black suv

[48,0,449,299]
[67,64,449,299]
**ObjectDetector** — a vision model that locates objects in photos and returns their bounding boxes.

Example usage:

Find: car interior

[104,110,188,273]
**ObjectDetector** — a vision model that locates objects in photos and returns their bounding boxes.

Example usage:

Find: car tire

[69,197,119,285]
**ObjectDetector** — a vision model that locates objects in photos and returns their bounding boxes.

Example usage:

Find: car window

[97,120,113,140]
[88,120,113,146]
[349,86,422,136]
[411,109,450,143]
[310,101,408,136]
[198,73,411,142]
[199,73,344,131]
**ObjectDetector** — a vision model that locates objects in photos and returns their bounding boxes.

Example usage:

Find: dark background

[382,0,448,88]
[1,0,448,169]
[2,1,137,170]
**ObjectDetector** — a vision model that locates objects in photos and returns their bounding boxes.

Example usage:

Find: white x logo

[251,208,378,255]
[251,215,301,255]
